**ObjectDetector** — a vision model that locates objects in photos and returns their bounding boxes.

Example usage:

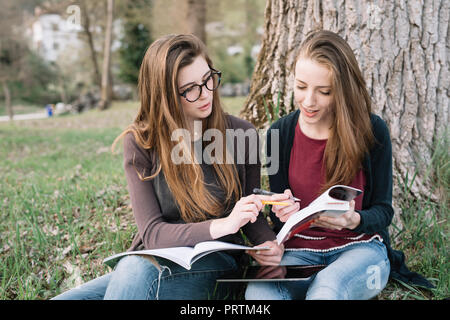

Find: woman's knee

[245,282,272,300]
[245,282,289,300]
[305,269,347,299]
[306,245,390,300]
[363,255,390,298]
[104,255,162,299]
[112,255,160,286]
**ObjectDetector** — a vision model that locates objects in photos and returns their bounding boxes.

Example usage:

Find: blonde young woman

[52,34,283,300]
[246,30,431,300]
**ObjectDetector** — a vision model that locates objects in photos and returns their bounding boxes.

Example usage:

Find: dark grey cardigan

[266,109,433,289]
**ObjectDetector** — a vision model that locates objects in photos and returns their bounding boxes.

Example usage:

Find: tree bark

[99,0,114,110]
[80,0,102,88]
[2,80,13,121]
[186,0,207,44]
[241,0,449,211]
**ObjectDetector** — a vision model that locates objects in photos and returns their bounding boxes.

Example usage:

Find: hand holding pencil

[253,188,301,202]
[210,191,298,239]
[211,194,278,238]
[259,189,301,222]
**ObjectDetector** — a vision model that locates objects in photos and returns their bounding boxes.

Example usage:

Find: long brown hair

[113,34,241,222]
[296,30,375,192]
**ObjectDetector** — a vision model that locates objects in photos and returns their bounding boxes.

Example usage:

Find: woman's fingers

[240,203,259,215]
[274,202,300,222]
[311,217,342,230]
[247,250,276,265]
[276,201,299,214]
[240,194,273,211]
[233,211,257,226]
[269,189,300,222]
[232,191,301,229]
[247,241,284,266]
[311,200,358,230]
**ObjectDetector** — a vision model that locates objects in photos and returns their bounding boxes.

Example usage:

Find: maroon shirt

[286,122,380,251]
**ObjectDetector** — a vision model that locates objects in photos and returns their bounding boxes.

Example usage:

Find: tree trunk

[241,0,449,226]
[99,0,114,110]
[186,0,207,44]
[80,0,102,88]
[2,79,13,121]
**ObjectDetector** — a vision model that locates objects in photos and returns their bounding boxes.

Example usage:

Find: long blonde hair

[296,30,375,192]
[113,34,241,222]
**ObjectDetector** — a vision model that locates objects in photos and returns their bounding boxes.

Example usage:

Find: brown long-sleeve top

[124,114,276,251]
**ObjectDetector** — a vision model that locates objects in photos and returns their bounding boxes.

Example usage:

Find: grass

[221,96,247,116]
[0,101,138,299]
[383,131,449,299]
[380,196,448,299]
[0,98,448,300]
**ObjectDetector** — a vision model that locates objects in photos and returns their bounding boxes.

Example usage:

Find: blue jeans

[52,251,239,300]
[245,240,390,300]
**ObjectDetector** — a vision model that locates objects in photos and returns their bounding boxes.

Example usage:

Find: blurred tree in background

[0,0,265,114]
[117,0,152,86]
[0,0,62,117]
[186,0,207,44]
[206,0,265,85]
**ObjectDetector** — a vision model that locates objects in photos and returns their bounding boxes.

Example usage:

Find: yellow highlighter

[261,201,291,206]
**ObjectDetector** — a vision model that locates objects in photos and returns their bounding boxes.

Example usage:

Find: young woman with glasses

[52,34,283,300]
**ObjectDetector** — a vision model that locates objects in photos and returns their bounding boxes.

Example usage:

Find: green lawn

[0,99,447,299]
[0,101,138,299]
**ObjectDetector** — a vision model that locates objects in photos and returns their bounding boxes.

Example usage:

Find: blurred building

[26,6,122,64]
[28,8,84,63]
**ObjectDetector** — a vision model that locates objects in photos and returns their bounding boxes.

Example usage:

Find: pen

[253,188,301,202]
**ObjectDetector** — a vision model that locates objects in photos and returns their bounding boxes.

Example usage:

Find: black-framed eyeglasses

[179,69,222,103]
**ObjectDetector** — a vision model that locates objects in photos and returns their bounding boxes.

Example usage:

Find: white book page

[190,241,268,266]
[145,247,195,269]
[104,241,270,270]
[103,247,195,270]
[193,241,253,255]
[276,185,361,244]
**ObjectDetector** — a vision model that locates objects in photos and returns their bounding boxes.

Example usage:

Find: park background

[0,0,448,300]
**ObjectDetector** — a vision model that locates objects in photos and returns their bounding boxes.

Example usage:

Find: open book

[276,185,362,244]
[103,241,268,270]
